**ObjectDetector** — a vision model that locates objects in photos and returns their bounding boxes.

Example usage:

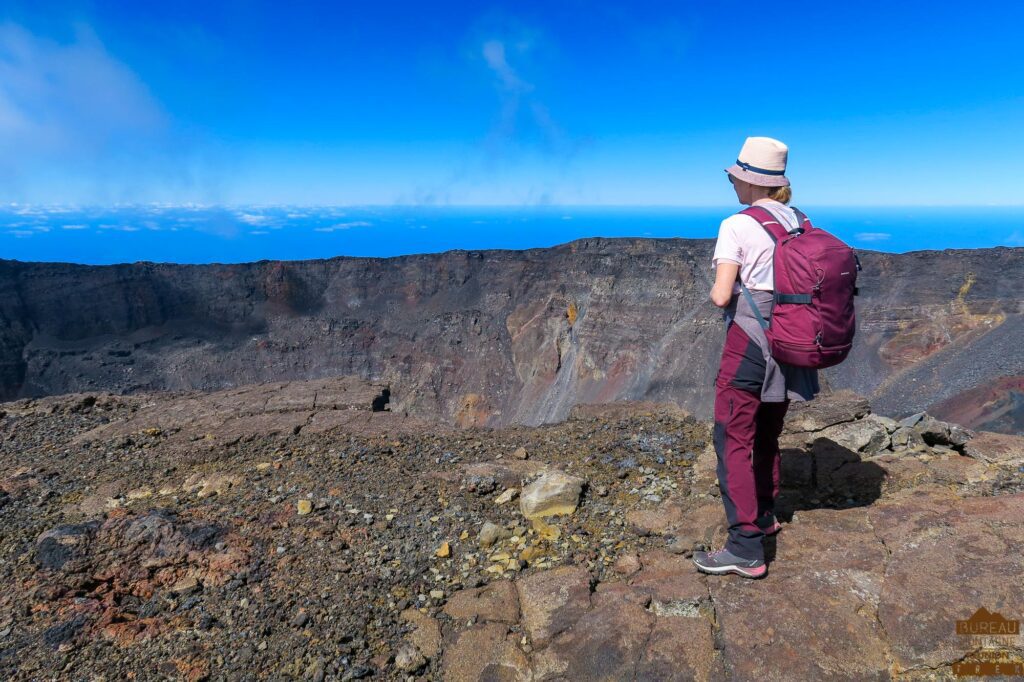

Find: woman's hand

[710,260,740,308]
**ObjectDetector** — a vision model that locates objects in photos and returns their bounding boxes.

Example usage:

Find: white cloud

[97,223,140,231]
[399,27,588,206]
[313,221,372,232]
[482,40,533,95]
[0,23,165,163]
[237,213,272,225]
[61,223,88,230]
[481,38,551,153]
[0,23,226,204]
[855,232,891,242]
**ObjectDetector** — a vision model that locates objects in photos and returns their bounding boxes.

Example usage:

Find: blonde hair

[767,185,792,204]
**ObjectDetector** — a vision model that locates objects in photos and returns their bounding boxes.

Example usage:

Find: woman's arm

[710,260,740,308]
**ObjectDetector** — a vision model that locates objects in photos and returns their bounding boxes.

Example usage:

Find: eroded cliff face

[1,239,1022,432]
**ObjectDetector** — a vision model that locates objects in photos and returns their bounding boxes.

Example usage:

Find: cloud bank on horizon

[0,1,1023,207]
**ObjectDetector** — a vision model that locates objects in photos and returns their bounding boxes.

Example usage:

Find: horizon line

[3,202,1024,211]
[3,236,1021,270]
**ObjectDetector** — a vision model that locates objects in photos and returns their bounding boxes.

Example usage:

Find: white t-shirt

[711,200,802,294]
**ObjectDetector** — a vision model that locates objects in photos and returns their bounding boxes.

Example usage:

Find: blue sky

[1,1,1023,206]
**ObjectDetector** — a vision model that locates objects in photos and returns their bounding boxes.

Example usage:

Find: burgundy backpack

[738,205,860,369]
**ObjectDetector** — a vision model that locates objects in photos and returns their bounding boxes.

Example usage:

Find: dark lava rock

[42,614,87,649]
[35,522,100,571]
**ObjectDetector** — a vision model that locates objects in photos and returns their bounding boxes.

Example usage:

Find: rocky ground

[1,376,1022,681]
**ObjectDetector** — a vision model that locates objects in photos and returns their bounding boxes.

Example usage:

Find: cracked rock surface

[1,377,1022,680]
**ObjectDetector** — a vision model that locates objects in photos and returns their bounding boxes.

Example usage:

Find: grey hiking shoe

[692,547,767,578]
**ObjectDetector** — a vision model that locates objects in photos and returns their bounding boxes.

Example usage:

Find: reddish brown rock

[629,550,707,607]
[709,506,892,680]
[531,591,655,680]
[444,580,520,624]
[774,507,889,581]
[441,623,531,682]
[516,565,592,646]
[400,608,442,660]
[637,613,724,681]
[611,552,641,577]
[32,510,249,649]
[710,571,891,680]
[870,489,1024,670]
[627,500,725,550]
[961,431,1024,464]
[592,581,653,607]
[875,453,991,494]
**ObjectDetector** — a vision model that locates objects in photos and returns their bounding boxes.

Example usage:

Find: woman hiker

[692,136,821,579]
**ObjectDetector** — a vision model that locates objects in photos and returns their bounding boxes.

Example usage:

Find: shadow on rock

[763,438,886,564]
[777,437,887,518]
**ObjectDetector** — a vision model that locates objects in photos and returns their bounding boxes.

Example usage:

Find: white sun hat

[725,136,790,187]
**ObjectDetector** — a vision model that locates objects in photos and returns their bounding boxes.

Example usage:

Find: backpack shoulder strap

[789,206,813,229]
[739,206,793,244]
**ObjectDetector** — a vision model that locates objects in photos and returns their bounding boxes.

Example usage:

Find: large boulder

[519,471,586,519]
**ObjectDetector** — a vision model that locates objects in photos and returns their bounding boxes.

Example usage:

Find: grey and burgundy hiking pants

[713,319,789,563]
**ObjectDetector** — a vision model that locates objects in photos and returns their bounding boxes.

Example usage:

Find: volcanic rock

[3,245,1023,433]
[441,623,531,682]
[784,389,871,433]
[519,471,585,519]
[478,521,503,548]
[961,431,1024,464]
[515,566,592,646]
[400,608,441,659]
[443,580,520,624]
[3,374,1022,680]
